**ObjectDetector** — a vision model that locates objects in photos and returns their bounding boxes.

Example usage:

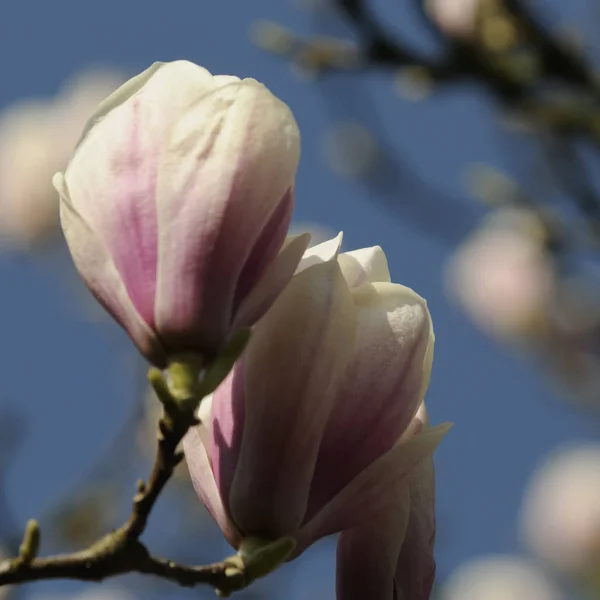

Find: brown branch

[0,545,243,590]
[0,364,247,597]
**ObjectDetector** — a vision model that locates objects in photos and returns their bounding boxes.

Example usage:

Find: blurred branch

[254,0,600,256]
[0,368,245,597]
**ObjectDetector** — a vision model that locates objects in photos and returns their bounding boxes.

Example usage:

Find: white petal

[338,245,391,288]
[296,423,451,553]
[226,259,357,537]
[56,173,166,365]
[295,232,344,273]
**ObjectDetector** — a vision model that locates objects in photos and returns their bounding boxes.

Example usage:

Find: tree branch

[0,365,247,597]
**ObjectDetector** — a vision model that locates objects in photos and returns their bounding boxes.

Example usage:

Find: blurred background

[1,0,600,598]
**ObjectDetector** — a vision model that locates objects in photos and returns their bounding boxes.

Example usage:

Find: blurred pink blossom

[0,68,124,250]
[443,555,563,600]
[426,0,480,40]
[446,215,555,340]
[520,445,600,576]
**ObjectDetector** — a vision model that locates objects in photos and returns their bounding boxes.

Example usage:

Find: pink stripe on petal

[233,232,311,331]
[231,187,294,315]
[155,81,300,353]
[210,366,246,518]
[58,175,166,366]
[226,261,356,538]
[306,283,432,520]
[106,97,158,326]
[183,426,241,548]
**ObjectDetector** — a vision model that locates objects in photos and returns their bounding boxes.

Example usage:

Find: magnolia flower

[336,404,437,600]
[520,445,600,577]
[0,68,124,250]
[55,60,309,366]
[184,235,449,570]
[445,215,555,340]
[443,556,563,600]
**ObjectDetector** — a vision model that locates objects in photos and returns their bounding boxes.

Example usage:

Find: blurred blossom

[56,60,309,367]
[323,121,380,179]
[250,20,297,55]
[443,555,563,600]
[185,235,449,563]
[291,37,362,80]
[445,210,555,340]
[30,586,134,600]
[465,164,522,206]
[520,445,600,577]
[426,0,480,40]
[0,67,124,250]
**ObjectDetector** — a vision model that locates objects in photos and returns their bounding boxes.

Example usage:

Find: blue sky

[0,1,597,598]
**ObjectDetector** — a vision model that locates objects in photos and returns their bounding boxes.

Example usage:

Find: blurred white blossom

[426,0,480,40]
[520,445,600,576]
[0,67,124,250]
[445,210,555,340]
[443,555,563,600]
[30,586,134,600]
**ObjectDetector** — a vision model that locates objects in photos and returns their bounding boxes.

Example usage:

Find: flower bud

[55,60,308,366]
[184,234,450,562]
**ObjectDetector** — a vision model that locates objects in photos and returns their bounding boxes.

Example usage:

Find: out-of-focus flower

[30,586,134,600]
[55,60,310,367]
[443,555,563,600]
[336,404,437,600]
[426,0,481,40]
[520,445,600,577]
[184,234,450,561]
[0,68,124,250]
[445,210,555,340]
[322,121,379,179]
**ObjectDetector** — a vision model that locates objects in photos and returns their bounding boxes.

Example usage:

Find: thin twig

[0,367,247,597]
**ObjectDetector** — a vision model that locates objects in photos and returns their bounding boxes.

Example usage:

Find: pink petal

[336,486,410,600]
[296,423,451,554]
[231,187,294,315]
[183,423,241,548]
[154,78,300,353]
[57,174,166,366]
[233,231,311,331]
[306,283,433,519]
[214,259,357,538]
